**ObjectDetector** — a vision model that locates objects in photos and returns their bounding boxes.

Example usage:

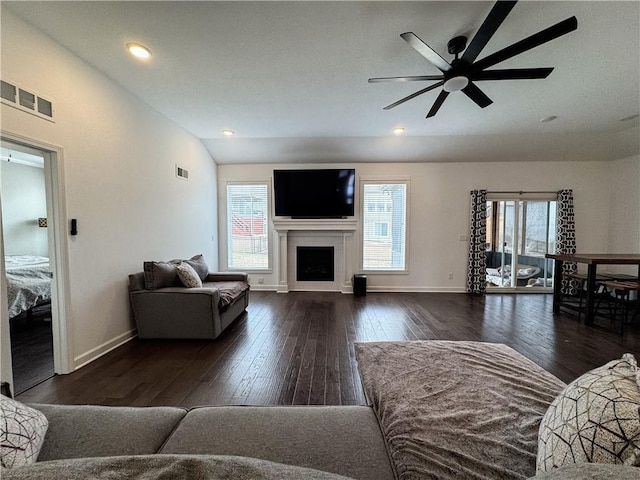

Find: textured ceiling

[5,1,639,164]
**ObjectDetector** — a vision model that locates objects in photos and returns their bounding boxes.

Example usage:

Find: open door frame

[1,130,73,383]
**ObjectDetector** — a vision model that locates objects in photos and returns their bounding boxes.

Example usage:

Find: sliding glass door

[485,197,556,291]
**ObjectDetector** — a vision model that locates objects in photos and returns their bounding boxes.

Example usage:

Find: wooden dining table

[545,253,640,325]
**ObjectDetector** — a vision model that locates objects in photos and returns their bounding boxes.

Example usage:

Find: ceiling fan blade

[474,16,578,70]
[426,90,450,118]
[383,81,444,110]
[400,32,451,72]
[369,75,444,83]
[472,67,554,80]
[462,82,493,108]
[461,1,518,64]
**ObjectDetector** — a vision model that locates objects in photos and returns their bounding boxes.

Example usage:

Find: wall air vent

[0,79,55,123]
[176,165,189,180]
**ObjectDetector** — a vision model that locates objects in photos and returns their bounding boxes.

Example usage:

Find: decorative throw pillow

[143,261,180,290]
[0,395,48,468]
[176,262,203,288]
[536,353,640,472]
[183,254,209,281]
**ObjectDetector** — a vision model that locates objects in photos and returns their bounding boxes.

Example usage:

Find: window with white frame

[362,182,408,271]
[227,183,269,270]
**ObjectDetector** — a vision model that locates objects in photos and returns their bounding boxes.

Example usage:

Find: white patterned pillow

[176,262,203,288]
[536,353,640,472]
[0,395,48,468]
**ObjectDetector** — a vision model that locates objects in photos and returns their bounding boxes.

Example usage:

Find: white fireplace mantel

[272,219,358,293]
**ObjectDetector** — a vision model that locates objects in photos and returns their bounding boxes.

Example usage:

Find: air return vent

[0,79,55,122]
[176,165,189,180]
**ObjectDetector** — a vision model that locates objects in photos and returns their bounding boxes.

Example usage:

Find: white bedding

[5,255,52,318]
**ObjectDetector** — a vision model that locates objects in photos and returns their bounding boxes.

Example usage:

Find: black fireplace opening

[297,246,334,281]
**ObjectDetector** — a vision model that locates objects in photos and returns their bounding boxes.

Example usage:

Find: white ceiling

[5,1,640,164]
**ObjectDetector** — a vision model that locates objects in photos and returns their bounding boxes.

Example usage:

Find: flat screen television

[273,169,355,218]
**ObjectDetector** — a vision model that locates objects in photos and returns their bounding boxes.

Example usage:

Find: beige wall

[607,154,640,274]
[218,159,633,291]
[1,10,218,374]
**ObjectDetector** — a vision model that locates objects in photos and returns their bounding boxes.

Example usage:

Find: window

[362,182,408,271]
[374,222,388,237]
[227,183,269,270]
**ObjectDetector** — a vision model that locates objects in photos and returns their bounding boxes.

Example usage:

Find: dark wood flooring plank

[14,291,640,407]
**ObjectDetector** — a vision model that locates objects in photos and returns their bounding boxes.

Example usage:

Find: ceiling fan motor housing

[447,36,468,56]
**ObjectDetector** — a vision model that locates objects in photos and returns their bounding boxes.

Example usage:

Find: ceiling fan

[369,0,577,118]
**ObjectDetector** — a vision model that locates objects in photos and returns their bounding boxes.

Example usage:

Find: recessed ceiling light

[126,42,152,59]
[620,114,639,122]
[540,115,558,123]
[222,129,235,136]
[393,127,405,135]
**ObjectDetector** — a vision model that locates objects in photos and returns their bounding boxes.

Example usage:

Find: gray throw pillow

[183,254,209,281]
[143,255,209,289]
[143,261,180,290]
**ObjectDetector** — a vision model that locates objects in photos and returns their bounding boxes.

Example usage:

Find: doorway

[485,197,556,291]
[1,142,54,393]
[1,135,70,395]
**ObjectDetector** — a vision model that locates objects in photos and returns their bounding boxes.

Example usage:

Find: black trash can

[353,274,367,296]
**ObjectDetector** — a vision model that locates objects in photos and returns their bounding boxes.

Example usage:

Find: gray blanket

[1,454,354,479]
[355,340,566,480]
[6,255,51,318]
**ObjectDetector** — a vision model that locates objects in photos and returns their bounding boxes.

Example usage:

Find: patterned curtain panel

[467,190,487,294]
[556,189,578,296]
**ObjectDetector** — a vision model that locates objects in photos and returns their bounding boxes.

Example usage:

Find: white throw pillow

[176,262,203,288]
[0,395,48,468]
[536,353,640,472]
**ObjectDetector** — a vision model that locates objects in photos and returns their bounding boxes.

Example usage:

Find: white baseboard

[366,286,467,293]
[249,284,279,291]
[249,285,467,293]
[73,329,137,370]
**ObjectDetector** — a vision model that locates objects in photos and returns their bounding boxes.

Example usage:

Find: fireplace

[272,218,357,293]
[297,246,334,281]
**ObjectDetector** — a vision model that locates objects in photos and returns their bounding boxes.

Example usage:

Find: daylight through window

[227,183,269,270]
[362,182,407,271]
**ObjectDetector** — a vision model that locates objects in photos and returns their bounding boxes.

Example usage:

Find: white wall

[1,10,218,373]
[1,161,48,256]
[607,154,640,274]
[218,160,623,291]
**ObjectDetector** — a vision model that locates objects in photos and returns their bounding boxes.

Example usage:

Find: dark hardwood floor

[10,304,55,395]
[16,291,640,407]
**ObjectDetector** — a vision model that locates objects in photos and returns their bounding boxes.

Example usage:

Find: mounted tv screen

[273,169,355,218]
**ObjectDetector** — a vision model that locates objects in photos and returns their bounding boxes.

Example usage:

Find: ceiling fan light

[443,76,469,92]
[393,127,405,135]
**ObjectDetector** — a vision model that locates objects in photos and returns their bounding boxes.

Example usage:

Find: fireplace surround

[272,219,357,293]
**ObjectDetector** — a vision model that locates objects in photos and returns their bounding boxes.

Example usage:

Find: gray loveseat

[128,254,249,340]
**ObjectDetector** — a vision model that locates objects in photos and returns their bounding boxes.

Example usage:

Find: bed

[5,255,52,318]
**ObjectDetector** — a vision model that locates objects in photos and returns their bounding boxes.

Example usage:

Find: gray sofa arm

[130,289,221,339]
[205,272,249,282]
